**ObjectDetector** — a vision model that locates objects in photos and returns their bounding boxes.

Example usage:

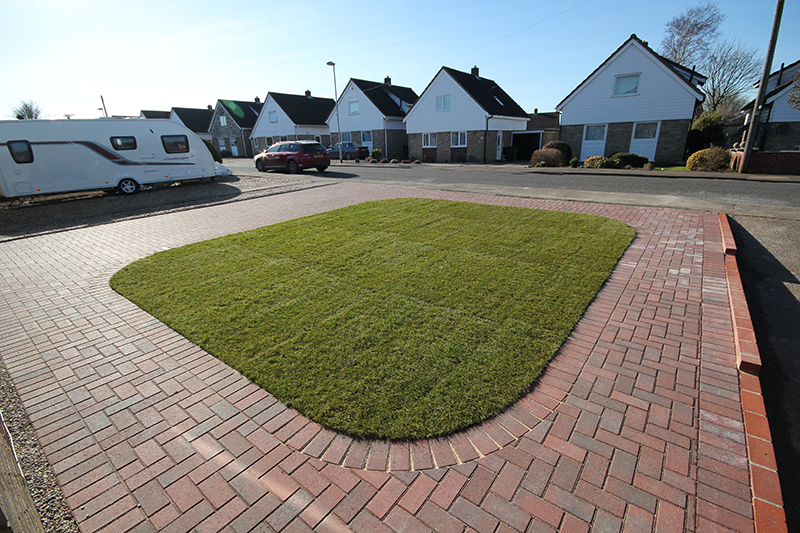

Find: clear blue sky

[2,0,797,119]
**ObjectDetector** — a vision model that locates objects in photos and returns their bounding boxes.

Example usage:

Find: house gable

[557,35,705,126]
[251,93,333,140]
[326,80,386,133]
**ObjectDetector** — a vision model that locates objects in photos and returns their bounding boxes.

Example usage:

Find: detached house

[209,99,263,158]
[250,91,334,154]
[743,60,800,152]
[169,106,213,142]
[404,66,529,163]
[326,77,418,159]
[557,34,706,164]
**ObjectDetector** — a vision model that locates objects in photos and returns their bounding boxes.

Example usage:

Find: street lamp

[327,61,343,162]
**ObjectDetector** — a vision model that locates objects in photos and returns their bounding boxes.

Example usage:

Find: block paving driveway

[0,183,773,532]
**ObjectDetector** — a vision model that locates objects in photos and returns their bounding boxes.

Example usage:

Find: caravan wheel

[118,178,139,194]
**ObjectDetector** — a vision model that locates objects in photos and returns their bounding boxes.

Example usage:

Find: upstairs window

[162,135,189,154]
[7,140,33,164]
[220,115,227,127]
[614,74,640,96]
[348,101,359,115]
[422,133,437,147]
[451,131,467,147]
[110,136,137,150]
[436,95,451,112]
[269,111,278,123]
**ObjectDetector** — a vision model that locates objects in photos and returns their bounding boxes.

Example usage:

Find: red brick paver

[0,183,785,531]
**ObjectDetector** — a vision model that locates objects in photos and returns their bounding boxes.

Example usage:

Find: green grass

[110,199,635,440]
[655,166,688,171]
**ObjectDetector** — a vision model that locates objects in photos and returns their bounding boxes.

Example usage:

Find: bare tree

[701,38,761,113]
[660,1,725,67]
[11,100,43,119]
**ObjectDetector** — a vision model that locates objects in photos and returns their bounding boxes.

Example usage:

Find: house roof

[441,67,529,118]
[268,92,335,126]
[527,112,560,131]
[757,59,800,88]
[141,110,171,119]
[218,100,263,129]
[171,107,213,133]
[350,79,418,118]
[556,34,706,110]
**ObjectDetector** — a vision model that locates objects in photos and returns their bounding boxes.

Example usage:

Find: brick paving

[0,182,784,532]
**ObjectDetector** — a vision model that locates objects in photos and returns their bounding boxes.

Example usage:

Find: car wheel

[287,160,300,174]
[118,178,139,194]
[316,166,328,173]
[344,152,352,160]
[256,159,265,172]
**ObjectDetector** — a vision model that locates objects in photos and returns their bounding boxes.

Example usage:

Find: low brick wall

[731,150,800,175]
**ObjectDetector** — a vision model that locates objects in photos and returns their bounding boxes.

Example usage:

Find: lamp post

[327,61,343,162]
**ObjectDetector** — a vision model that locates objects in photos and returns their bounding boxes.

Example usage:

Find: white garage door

[581,124,607,160]
[629,122,660,162]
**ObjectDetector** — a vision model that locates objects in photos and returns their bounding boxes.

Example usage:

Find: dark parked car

[326,142,369,160]
[254,141,330,174]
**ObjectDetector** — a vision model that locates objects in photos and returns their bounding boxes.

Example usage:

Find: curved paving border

[0,183,783,532]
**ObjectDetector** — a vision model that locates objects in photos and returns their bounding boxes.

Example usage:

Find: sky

[1,0,798,120]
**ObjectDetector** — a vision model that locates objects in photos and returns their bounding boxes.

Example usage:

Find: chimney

[384,76,391,85]
[534,108,538,115]
[255,96,260,103]
[305,90,311,98]
[471,65,479,77]
[207,105,212,110]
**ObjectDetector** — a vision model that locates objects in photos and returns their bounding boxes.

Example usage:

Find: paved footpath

[0,183,784,532]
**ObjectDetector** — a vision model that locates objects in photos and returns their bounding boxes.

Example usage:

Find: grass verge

[110,199,635,439]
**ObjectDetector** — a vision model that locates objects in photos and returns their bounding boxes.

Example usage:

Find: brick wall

[731,150,800,175]
[559,120,690,164]
[655,119,692,165]
[560,126,583,160]
[606,123,633,157]
[408,134,422,161]
[386,130,408,160]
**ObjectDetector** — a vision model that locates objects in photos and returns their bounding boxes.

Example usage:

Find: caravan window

[161,135,189,154]
[7,140,33,164]
[110,136,137,150]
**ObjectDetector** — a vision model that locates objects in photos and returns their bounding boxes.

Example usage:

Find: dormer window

[614,74,640,96]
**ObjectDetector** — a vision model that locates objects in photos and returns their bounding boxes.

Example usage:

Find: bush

[390,159,399,164]
[569,157,579,168]
[686,147,731,171]
[530,148,564,167]
[543,140,573,162]
[372,148,383,159]
[202,139,223,163]
[583,156,619,169]
[610,152,648,168]
[220,149,232,158]
[644,162,655,170]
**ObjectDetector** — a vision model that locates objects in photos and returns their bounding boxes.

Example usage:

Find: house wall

[405,70,489,134]
[562,119,690,164]
[209,106,254,158]
[408,130,497,162]
[559,43,701,126]
[327,82,387,133]
[731,150,800,175]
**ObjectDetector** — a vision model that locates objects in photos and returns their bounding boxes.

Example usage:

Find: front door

[361,131,373,154]
[581,124,607,160]
[230,138,239,157]
[629,122,660,162]
[496,131,503,161]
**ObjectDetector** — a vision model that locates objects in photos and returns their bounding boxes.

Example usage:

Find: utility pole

[100,95,108,117]
[739,0,784,173]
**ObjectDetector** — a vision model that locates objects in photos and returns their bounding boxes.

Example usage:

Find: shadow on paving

[729,217,800,531]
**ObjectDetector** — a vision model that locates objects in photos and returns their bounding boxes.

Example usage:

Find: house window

[436,95,451,112]
[110,136,137,151]
[361,131,372,143]
[315,135,321,143]
[422,133,437,147]
[348,101,359,115]
[7,140,33,164]
[220,115,227,127]
[585,125,606,141]
[634,122,658,139]
[219,138,227,151]
[162,135,189,154]
[451,131,467,147]
[341,131,352,142]
[614,74,640,96]
[269,111,278,123]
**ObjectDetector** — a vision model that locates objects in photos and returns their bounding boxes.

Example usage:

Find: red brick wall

[731,150,800,175]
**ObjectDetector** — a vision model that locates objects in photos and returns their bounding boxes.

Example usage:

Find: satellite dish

[776,123,790,134]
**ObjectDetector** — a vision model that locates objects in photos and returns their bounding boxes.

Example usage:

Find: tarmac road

[2,159,800,528]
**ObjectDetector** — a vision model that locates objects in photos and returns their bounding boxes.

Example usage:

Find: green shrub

[220,149,232,158]
[202,139,223,163]
[544,140,573,162]
[530,148,564,167]
[686,147,731,171]
[610,152,648,168]
[569,157,579,168]
[372,148,383,159]
[644,162,655,170]
[583,156,618,169]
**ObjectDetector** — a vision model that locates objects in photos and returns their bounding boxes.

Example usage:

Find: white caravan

[0,118,221,199]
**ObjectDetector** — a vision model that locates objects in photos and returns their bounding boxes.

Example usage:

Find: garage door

[581,125,606,160]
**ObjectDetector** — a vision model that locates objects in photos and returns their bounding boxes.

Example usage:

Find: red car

[254,141,330,174]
